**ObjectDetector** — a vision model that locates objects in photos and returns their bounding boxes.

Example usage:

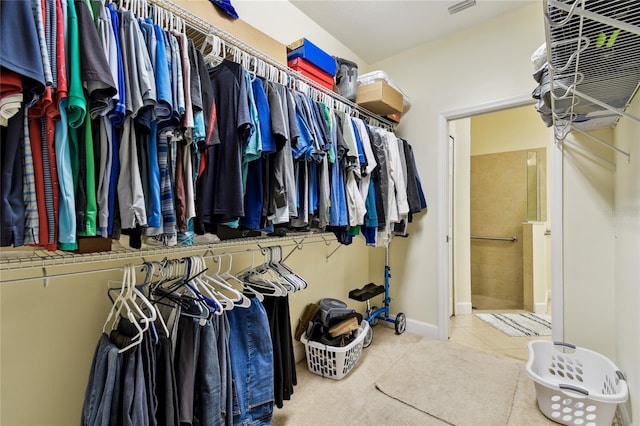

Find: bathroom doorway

[449,104,552,315]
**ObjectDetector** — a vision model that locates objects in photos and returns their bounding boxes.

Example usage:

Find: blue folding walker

[349,244,406,348]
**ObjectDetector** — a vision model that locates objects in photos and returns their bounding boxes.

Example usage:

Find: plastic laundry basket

[300,321,369,380]
[525,341,628,426]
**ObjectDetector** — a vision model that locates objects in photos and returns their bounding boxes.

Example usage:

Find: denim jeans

[215,313,234,426]
[195,319,223,426]
[227,297,274,426]
[81,333,121,426]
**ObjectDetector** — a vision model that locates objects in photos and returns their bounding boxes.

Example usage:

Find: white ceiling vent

[448,0,477,15]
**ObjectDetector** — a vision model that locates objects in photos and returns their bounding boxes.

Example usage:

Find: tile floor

[449,298,553,361]
[449,311,551,361]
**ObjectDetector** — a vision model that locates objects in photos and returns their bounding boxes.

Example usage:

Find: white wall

[368,3,546,328]
[451,119,472,315]
[561,128,616,357]
[613,94,640,422]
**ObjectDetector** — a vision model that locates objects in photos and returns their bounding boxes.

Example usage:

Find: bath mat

[476,313,552,337]
[374,339,524,425]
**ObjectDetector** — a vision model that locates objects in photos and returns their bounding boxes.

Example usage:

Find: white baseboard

[405,318,439,339]
[534,302,548,314]
[294,342,306,364]
[455,302,473,315]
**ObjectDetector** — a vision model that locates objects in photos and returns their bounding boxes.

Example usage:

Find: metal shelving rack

[543,0,640,162]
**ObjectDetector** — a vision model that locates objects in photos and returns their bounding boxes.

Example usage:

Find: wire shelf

[544,0,640,134]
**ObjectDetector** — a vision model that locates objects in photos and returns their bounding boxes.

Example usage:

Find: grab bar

[471,235,518,242]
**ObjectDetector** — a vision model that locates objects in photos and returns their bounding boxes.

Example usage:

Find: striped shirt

[31,0,53,86]
[158,128,176,237]
[22,110,40,245]
[40,117,55,245]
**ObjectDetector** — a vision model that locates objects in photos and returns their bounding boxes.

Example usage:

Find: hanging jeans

[81,333,122,426]
[227,297,274,426]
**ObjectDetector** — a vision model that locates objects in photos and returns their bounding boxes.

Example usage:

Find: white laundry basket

[526,341,628,426]
[300,321,369,380]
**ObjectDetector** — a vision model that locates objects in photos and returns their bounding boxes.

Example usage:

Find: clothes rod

[470,235,518,242]
[0,235,338,284]
[146,0,397,130]
[0,232,337,272]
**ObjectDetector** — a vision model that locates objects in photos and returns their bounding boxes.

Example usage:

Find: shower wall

[470,148,546,309]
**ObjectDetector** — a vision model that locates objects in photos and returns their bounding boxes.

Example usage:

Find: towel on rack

[209,0,239,19]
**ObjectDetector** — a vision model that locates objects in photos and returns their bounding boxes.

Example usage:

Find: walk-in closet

[1,0,638,425]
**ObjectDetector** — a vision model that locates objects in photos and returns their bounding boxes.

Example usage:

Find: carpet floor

[272,325,556,425]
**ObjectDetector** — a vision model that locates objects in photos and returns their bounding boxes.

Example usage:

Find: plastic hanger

[103,265,146,353]
[188,256,226,315]
[237,251,286,297]
[204,255,251,308]
[216,253,263,303]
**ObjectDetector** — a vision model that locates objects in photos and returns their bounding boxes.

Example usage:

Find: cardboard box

[287,38,337,76]
[356,81,403,116]
[288,57,334,90]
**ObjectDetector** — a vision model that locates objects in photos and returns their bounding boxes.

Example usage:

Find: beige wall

[471,106,552,156]
[0,238,372,425]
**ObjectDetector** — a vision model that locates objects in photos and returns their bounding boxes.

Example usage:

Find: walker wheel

[395,313,407,335]
[363,325,374,348]
[369,306,379,326]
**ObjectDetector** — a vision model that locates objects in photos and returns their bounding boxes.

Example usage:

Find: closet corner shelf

[543,0,640,140]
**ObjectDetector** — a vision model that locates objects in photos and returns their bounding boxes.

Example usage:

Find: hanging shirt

[205,59,252,223]
[22,111,40,245]
[0,0,46,104]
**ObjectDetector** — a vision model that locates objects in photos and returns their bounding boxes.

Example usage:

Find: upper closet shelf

[543,0,640,137]
[148,0,397,130]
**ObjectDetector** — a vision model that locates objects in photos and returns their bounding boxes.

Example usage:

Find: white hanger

[206,255,252,308]
[103,265,148,353]
[237,250,287,297]
[187,256,225,315]
[217,253,263,303]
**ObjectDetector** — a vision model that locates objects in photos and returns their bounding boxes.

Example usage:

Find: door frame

[436,93,564,341]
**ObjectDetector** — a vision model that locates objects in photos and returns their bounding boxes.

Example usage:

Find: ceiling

[290,0,538,64]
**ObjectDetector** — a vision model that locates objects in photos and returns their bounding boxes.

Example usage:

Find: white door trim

[437,94,563,340]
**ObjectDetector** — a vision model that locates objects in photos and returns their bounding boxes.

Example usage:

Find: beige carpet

[272,326,555,425]
[374,338,549,426]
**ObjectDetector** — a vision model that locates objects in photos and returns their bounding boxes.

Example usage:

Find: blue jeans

[81,333,121,426]
[195,319,223,426]
[227,297,274,426]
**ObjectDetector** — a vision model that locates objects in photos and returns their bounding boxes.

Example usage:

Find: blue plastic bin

[287,38,337,77]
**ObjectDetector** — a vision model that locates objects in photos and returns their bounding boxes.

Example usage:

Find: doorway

[437,94,563,346]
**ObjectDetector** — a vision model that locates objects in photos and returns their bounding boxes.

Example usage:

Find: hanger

[271,246,308,291]
[187,256,227,315]
[138,261,171,338]
[217,253,263,302]
[103,265,150,353]
[203,255,251,308]
[237,250,286,297]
